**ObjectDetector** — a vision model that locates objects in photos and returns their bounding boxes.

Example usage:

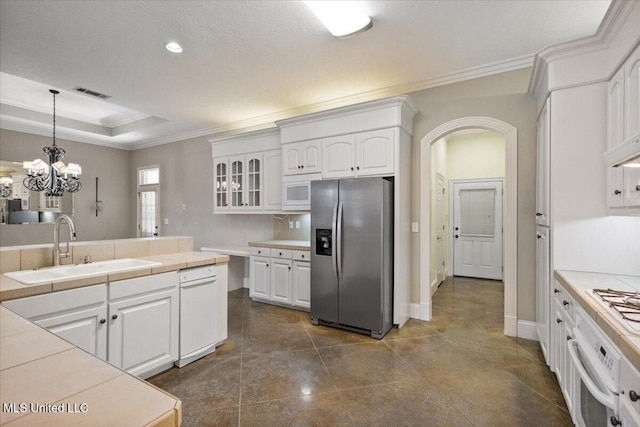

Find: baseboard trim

[504,315,518,337]
[517,320,539,341]
[410,303,420,319]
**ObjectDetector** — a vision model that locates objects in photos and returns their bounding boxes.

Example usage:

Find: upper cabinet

[536,98,551,226]
[606,44,640,211]
[282,140,321,176]
[322,129,395,179]
[624,44,640,141]
[210,129,282,214]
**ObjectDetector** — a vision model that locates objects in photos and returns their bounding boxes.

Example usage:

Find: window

[137,166,160,238]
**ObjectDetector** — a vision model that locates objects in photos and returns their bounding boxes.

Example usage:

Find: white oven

[568,307,621,427]
[282,180,311,211]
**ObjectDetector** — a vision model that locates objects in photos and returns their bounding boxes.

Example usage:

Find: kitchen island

[0,239,229,426]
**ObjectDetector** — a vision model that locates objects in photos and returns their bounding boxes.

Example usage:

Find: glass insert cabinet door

[214,159,228,209]
[230,158,244,208]
[246,157,261,207]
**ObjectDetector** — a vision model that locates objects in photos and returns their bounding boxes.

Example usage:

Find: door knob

[112,314,118,320]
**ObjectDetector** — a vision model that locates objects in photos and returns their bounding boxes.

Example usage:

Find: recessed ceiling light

[304,1,372,38]
[165,42,183,53]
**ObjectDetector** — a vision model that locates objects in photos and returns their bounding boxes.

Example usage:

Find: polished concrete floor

[149,276,572,426]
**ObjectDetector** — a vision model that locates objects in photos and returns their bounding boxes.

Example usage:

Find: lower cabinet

[2,272,180,379]
[108,272,179,379]
[620,357,640,425]
[2,284,108,359]
[551,281,575,416]
[249,247,310,310]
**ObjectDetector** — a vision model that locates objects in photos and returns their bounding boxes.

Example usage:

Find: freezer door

[310,180,339,323]
[338,178,386,331]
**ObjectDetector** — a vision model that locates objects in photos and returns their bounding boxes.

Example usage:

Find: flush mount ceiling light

[23,90,82,196]
[165,42,183,53]
[304,1,372,38]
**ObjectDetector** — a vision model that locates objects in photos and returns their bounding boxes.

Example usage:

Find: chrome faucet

[53,215,76,266]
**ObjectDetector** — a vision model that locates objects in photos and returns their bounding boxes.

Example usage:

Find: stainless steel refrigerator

[310,177,393,339]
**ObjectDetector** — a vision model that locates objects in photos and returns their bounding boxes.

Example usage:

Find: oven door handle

[567,339,617,409]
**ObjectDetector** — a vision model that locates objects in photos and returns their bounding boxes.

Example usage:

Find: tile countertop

[248,240,311,251]
[0,305,181,426]
[554,270,640,371]
[0,251,230,302]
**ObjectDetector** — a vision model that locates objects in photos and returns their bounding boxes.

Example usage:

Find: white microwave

[282,181,310,211]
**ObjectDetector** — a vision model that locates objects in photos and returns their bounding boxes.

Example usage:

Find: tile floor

[149,276,572,426]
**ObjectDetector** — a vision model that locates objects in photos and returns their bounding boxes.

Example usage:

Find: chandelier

[23,90,82,197]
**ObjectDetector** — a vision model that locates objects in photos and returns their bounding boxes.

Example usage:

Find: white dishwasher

[176,265,217,368]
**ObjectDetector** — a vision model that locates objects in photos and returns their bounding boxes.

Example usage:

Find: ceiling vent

[73,86,111,100]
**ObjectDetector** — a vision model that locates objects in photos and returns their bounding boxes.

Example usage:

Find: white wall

[550,83,640,276]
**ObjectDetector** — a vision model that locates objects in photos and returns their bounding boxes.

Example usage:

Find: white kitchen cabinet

[624,44,640,141]
[608,67,625,150]
[214,158,229,211]
[620,356,640,425]
[250,255,270,299]
[2,284,108,359]
[282,140,322,175]
[536,225,550,366]
[321,129,395,179]
[270,258,292,304]
[606,44,640,212]
[108,272,179,379]
[536,99,551,226]
[292,260,310,309]
[263,150,283,211]
[211,129,282,214]
[551,280,576,413]
[249,247,310,310]
[227,154,262,211]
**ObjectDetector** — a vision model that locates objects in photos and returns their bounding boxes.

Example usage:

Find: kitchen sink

[4,258,161,285]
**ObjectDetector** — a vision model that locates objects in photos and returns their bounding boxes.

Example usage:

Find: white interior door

[436,173,446,284]
[452,180,503,280]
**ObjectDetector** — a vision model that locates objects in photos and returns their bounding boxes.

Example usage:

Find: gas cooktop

[590,288,640,334]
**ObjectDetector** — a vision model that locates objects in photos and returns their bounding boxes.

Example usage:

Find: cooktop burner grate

[593,288,640,323]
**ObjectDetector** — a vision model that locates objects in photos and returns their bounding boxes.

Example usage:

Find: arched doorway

[419,117,518,336]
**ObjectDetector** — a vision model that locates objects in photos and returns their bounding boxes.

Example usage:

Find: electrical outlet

[164,218,169,225]
[295,221,300,229]
[411,222,419,233]
[288,220,294,229]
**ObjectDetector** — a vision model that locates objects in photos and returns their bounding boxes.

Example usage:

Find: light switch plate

[288,220,294,229]
[411,222,419,233]
[164,218,169,225]
[295,221,300,229]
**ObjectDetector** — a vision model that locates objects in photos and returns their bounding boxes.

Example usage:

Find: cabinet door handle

[554,289,560,294]
[279,252,282,256]
[356,166,360,170]
[537,234,542,239]
[112,314,118,320]
[301,254,305,259]
[614,190,621,195]
[536,212,542,216]
[301,165,304,169]
[629,390,639,402]
[351,167,354,171]
[636,185,640,192]
[266,264,269,267]
[100,318,106,324]
[557,318,562,323]
[288,266,291,270]
[562,300,569,306]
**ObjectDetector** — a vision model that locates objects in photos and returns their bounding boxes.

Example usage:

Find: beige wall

[446,131,505,179]
[407,68,538,322]
[0,129,133,246]
[129,136,276,251]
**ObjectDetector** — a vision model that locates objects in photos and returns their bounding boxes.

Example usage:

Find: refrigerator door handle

[331,202,338,278]
[337,201,343,278]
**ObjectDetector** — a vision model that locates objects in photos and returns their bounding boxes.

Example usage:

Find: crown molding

[528,0,636,97]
